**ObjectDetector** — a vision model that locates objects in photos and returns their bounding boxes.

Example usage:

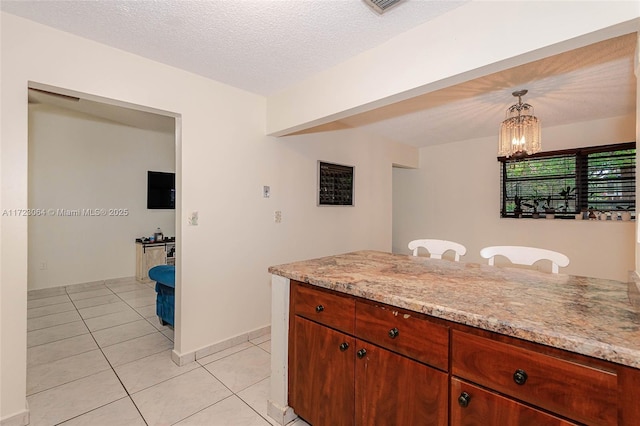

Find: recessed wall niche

[318,161,354,206]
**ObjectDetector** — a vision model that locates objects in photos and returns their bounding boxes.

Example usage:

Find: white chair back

[408,239,467,262]
[479,245,570,274]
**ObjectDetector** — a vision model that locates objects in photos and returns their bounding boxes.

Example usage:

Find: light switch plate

[189,211,198,226]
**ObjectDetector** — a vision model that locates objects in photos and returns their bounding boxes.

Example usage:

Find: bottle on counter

[154,227,164,242]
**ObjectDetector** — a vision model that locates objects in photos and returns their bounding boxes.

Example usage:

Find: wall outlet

[263,185,271,198]
[274,210,282,223]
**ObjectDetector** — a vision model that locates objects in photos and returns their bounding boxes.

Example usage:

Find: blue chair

[149,265,175,326]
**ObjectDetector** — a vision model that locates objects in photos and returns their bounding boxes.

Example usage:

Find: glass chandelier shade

[498,90,541,159]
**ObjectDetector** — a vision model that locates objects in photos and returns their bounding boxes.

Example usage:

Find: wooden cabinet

[288,280,640,425]
[355,340,447,426]
[289,281,448,425]
[135,242,167,282]
[451,330,617,425]
[291,316,355,426]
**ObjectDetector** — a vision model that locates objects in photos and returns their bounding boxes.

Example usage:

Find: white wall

[0,13,416,422]
[176,128,416,357]
[28,105,175,289]
[393,115,636,282]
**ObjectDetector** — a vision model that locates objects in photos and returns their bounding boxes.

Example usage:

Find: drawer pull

[339,342,349,352]
[513,369,528,385]
[388,327,399,339]
[357,348,367,359]
[315,305,324,313]
[458,392,471,408]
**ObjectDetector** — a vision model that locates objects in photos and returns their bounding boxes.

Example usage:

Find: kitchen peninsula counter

[269,250,640,368]
[267,250,640,425]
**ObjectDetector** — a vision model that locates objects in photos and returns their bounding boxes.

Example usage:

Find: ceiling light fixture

[498,89,541,159]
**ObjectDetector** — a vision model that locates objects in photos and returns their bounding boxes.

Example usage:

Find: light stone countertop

[269,250,640,369]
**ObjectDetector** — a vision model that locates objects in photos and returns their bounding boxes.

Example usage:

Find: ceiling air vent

[363,0,404,14]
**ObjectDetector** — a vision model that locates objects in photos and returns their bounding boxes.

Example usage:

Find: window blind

[500,142,635,218]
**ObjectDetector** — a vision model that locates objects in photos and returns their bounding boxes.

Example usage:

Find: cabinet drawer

[451,378,578,426]
[293,282,355,334]
[355,301,449,371]
[452,331,617,425]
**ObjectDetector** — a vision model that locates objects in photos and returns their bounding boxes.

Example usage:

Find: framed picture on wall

[318,161,354,206]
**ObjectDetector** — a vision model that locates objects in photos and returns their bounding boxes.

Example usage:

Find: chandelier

[498,89,541,159]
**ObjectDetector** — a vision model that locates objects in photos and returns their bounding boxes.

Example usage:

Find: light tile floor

[27,277,308,426]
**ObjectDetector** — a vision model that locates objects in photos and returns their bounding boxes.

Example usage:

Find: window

[500,142,635,218]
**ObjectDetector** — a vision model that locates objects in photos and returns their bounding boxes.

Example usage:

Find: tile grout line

[195,355,274,426]
[27,314,84,333]
[28,282,277,426]
[50,396,143,426]
[27,306,77,320]
[74,281,181,425]
[109,282,174,338]
[27,281,164,425]
[65,283,151,426]
[26,335,97,366]
[25,320,90,349]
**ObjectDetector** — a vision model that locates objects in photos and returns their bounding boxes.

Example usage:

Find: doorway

[26,83,181,380]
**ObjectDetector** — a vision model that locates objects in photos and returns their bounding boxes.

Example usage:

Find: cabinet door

[355,340,447,426]
[144,246,166,275]
[291,316,355,426]
[451,378,578,426]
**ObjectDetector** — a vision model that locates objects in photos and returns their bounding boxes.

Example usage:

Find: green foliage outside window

[501,143,635,219]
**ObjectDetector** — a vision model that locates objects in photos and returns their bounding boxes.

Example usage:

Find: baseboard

[28,276,138,293]
[64,280,109,292]
[1,403,29,426]
[248,325,271,341]
[170,324,271,366]
[267,399,297,426]
[171,348,195,366]
[104,276,137,284]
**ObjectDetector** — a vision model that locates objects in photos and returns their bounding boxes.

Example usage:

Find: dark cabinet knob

[388,327,399,339]
[357,348,367,359]
[513,369,528,385]
[315,305,324,313]
[339,342,349,352]
[458,392,471,408]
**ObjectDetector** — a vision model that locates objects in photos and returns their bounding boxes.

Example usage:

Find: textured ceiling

[1,0,468,96]
[4,1,637,148]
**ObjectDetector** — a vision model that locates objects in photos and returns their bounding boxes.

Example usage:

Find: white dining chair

[408,239,467,262]
[479,245,570,274]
